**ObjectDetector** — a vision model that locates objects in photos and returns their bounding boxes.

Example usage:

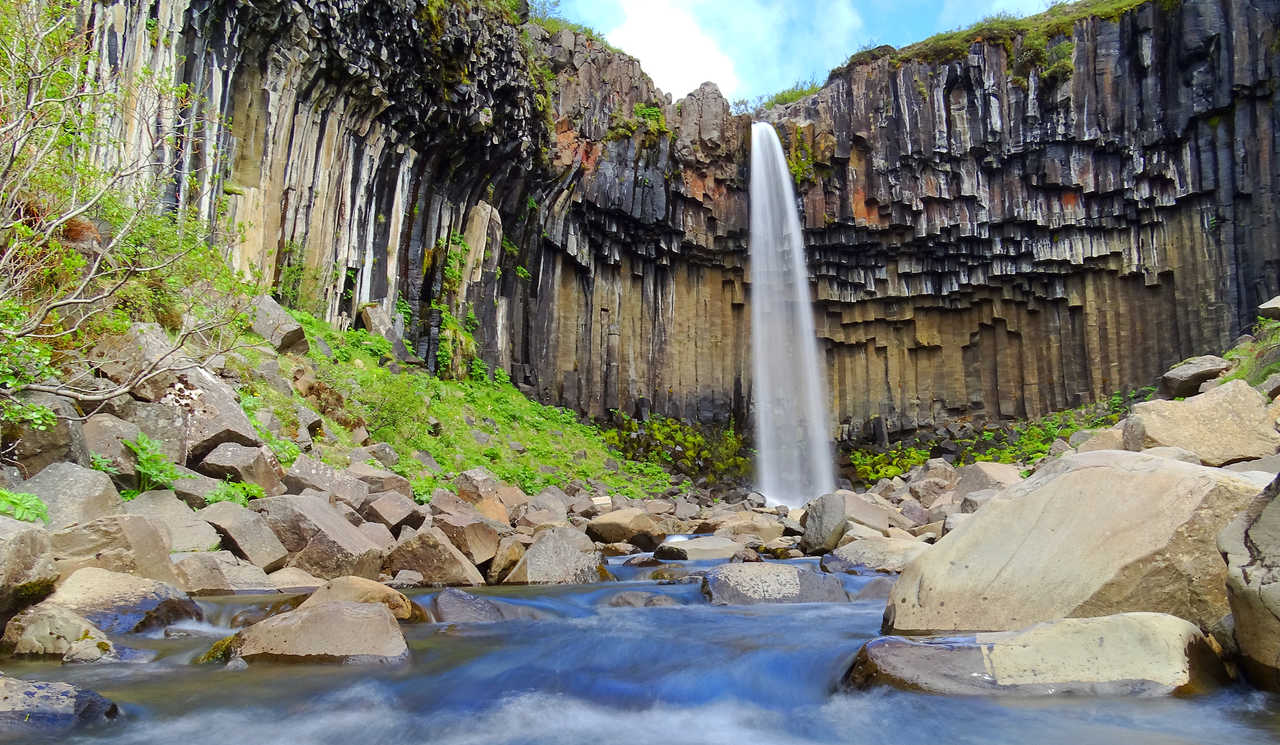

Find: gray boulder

[199,443,286,496]
[1219,474,1280,690]
[81,413,142,486]
[435,513,500,565]
[821,537,930,574]
[346,461,412,498]
[251,495,382,579]
[173,551,275,595]
[1,603,117,663]
[702,562,848,605]
[283,455,370,508]
[50,514,180,585]
[430,588,505,623]
[20,462,122,530]
[0,516,57,624]
[1122,381,1280,466]
[198,501,288,571]
[503,527,607,585]
[384,527,485,586]
[231,601,407,665]
[252,295,308,354]
[44,567,200,633]
[1161,355,1232,397]
[2,392,89,478]
[123,490,220,552]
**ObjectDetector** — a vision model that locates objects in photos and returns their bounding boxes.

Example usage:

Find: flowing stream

[9,557,1280,745]
[749,122,834,507]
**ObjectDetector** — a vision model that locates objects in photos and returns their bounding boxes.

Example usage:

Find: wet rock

[0,675,119,738]
[44,567,201,633]
[385,527,485,586]
[252,295,308,354]
[198,501,288,571]
[1122,381,1280,466]
[654,535,741,560]
[1,604,117,663]
[0,516,57,624]
[299,576,412,620]
[821,537,930,574]
[852,577,895,602]
[1219,474,1280,690]
[252,495,383,579]
[50,515,181,585]
[586,508,666,550]
[605,591,679,608]
[486,535,526,584]
[1162,356,1232,397]
[123,490,221,552]
[20,462,123,530]
[503,526,607,585]
[430,587,504,623]
[283,456,370,508]
[702,563,848,605]
[232,601,407,665]
[173,551,275,595]
[846,613,1228,697]
[709,512,784,544]
[888,451,1264,634]
[198,443,286,496]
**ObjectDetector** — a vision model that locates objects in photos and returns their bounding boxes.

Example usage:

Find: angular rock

[252,295,308,354]
[384,527,485,586]
[821,537,930,574]
[486,535,526,584]
[0,516,57,624]
[1161,356,1232,397]
[1219,475,1280,690]
[435,513,500,565]
[654,535,741,560]
[430,587,505,623]
[123,490,220,552]
[282,455,370,508]
[50,514,180,585]
[952,462,1023,499]
[710,511,783,544]
[0,675,119,738]
[1226,454,1280,476]
[1,603,117,662]
[120,400,189,466]
[233,601,407,665]
[702,562,848,605]
[251,495,383,579]
[198,443,286,496]
[268,567,323,593]
[1260,296,1280,321]
[455,468,502,503]
[605,591,679,608]
[198,501,288,571]
[346,461,412,497]
[82,413,142,486]
[800,491,891,554]
[357,521,396,551]
[363,491,422,532]
[846,613,1227,696]
[503,526,606,585]
[1140,446,1202,464]
[1122,381,1280,466]
[1077,429,1125,452]
[586,508,665,550]
[172,550,274,595]
[888,451,1264,634]
[2,392,89,478]
[299,576,412,619]
[20,462,123,530]
[172,465,222,509]
[44,567,200,633]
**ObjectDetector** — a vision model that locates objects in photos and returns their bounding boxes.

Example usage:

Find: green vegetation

[763,78,822,110]
[240,393,303,467]
[1222,318,1280,386]
[0,488,48,524]
[787,137,816,185]
[206,481,266,508]
[529,0,620,53]
[606,102,671,148]
[848,443,931,483]
[121,433,181,500]
[603,412,751,484]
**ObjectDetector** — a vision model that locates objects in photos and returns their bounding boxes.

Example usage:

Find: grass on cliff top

[268,311,673,502]
[1221,318,1280,386]
[837,0,1180,69]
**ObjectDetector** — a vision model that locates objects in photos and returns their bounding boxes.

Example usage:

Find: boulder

[350,443,398,468]
[1226,454,1280,475]
[1122,381,1280,466]
[198,501,288,571]
[709,512,783,544]
[430,587,505,623]
[1161,356,1232,397]
[251,495,383,579]
[1218,474,1280,690]
[455,468,502,503]
[887,451,1264,634]
[503,526,606,585]
[251,295,308,354]
[1140,446,1202,464]
[172,465,222,509]
[123,490,220,552]
[952,462,1023,499]
[363,491,423,532]
[800,491,892,554]
[0,516,57,624]
[282,456,370,508]
[0,676,118,739]
[346,461,412,498]
[3,392,89,478]
[1260,296,1280,320]
[81,413,142,486]
[958,488,999,514]
[847,613,1227,696]
[232,601,407,665]
[50,514,180,584]
[384,527,485,586]
[653,535,741,560]
[435,513,500,565]
[605,591,679,608]
[172,551,275,595]
[586,508,666,550]
[298,576,412,620]
[268,567,323,593]
[44,567,200,633]
[702,562,848,605]
[20,462,122,530]
[1257,373,1280,400]
[120,400,188,466]
[1,603,117,662]
[198,443,286,496]
[486,535,526,584]
[821,537,930,574]
[90,324,258,459]
[357,522,396,551]
[1076,429,1125,452]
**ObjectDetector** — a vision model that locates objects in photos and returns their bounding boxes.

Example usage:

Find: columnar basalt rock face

[92,0,1280,439]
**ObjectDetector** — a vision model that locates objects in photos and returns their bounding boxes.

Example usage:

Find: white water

[749,122,834,507]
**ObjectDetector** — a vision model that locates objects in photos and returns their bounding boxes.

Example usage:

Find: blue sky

[557,0,1051,101]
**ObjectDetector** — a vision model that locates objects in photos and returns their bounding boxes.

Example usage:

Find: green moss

[12,578,55,608]
[786,136,816,185]
[194,634,239,665]
[603,412,750,484]
[1221,318,1280,386]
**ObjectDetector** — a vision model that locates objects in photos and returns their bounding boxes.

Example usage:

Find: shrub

[206,481,265,508]
[848,444,931,484]
[121,432,179,499]
[603,412,750,484]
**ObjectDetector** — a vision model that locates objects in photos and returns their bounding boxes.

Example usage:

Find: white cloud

[606,0,742,99]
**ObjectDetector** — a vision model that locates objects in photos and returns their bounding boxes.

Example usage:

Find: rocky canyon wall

[91,0,1280,441]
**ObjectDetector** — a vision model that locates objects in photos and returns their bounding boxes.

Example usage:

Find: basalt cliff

[92,0,1280,441]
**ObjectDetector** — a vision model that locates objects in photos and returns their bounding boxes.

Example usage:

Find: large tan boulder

[821,537,930,574]
[19,462,123,530]
[231,601,407,665]
[887,451,1263,634]
[299,576,412,619]
[44,567,200,633]
[1161,356,1232,397]
[1122,381,1280,466]
[952,462,1023,498]
[198,443,286,496]
[172,551,275,595]
[0,516,57,624]
[1218,474,1280,690]
[503,527,606,585]
[586,508,665,550]
[847,613,1227,696]
[434,513,500,565]
[251,495,382,579]
[800,491,894,553]
[384,527,484,586]
[123,490,220,552]
[654,535,742,560]
[198,501,288,571]
[50,515,181,585]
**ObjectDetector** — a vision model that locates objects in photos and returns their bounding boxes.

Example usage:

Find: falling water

[749,122,834,507]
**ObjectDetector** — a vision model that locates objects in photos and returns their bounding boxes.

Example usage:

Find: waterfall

[749,122,834,507]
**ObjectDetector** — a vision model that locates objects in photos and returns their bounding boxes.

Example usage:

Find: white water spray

[749,122,834,507]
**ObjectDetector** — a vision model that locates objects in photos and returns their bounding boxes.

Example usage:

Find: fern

[121,432,179,499]
[0,489,49,524]
[205,481,265,508]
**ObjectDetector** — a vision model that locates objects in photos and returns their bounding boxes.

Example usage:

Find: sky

[556,0,1054,101]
